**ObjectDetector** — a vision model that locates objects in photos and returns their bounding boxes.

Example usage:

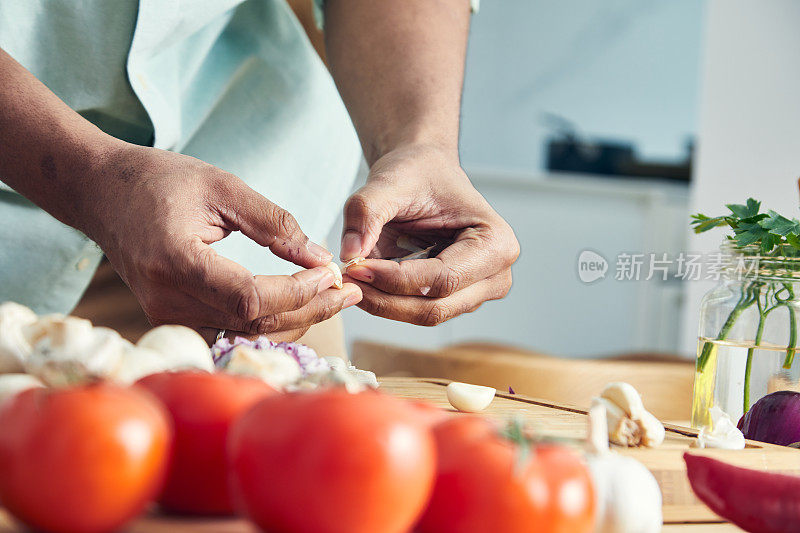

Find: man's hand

[0,49,361,342]
[86,145,363,343]
[340,144,519,326]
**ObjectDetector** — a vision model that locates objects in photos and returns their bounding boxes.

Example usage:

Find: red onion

[738,391,800,446]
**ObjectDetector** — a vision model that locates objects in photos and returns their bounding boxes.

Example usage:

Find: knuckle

[249,314,279,334]
[286,277,314,309]
[360,293,389,318]
[344,193,371,219]
[232,282,260,320]
[436,268,463,297]
[314,299,337,323]
[272,208,299,238]
[420,304,448,327]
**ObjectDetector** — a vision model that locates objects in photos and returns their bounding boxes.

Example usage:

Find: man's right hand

[85,144,362,343]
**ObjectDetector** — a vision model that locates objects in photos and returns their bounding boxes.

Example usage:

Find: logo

[577,250,608,283]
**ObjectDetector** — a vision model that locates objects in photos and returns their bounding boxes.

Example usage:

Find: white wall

[460,0,704,173]
[680,0,800,354]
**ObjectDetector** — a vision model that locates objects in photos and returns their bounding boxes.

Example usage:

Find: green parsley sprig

[691,198,800,255]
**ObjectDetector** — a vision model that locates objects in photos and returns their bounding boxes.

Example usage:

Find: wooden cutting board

[383,378,798,525]
[3,377,786,531]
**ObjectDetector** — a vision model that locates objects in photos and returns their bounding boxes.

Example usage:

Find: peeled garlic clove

[0,302,38,373]
[601,382,646,420]
[638,410,666,447]
[0,373,44,406]
[325,262,344,289]
[137,325,214,372]
[446,382,496,413]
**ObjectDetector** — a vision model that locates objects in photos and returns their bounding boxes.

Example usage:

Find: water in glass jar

[691,336,800,428]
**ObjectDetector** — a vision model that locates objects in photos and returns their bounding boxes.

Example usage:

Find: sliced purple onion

[211,337,330,376]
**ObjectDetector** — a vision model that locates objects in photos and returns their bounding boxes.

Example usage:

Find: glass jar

[691,242,800,428]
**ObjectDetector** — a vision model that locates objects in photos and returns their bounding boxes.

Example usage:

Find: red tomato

[0,383,171,533]
[408,399,453,427]
[229,389,436,533]
[136,371,274,515]
[418,416,596,533]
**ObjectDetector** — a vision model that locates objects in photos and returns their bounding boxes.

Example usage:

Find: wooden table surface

[0,377,750,532]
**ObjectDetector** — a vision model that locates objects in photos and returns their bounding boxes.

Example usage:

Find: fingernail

[420,286,431,296]
[347,265,374,283]
[307,240,333,261]
[344,292,361,307]
[341,232,362,261]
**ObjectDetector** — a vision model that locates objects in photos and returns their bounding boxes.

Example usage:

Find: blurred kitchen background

[326,0,800,359]
[75,0,800,363]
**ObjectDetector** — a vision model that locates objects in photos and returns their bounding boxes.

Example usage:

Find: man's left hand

[340,144,519,326]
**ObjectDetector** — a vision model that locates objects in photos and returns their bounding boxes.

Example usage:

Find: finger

[150,281,359,335]
[340,183,399,261]
[225,184,332,267]
[345,226,510,297]
[198,326,310,345]
[252,284,362,334]
[349,270,511,326]
[171,244,335,320]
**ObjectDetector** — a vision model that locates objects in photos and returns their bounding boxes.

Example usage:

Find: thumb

[233,186,332,268]
[340,183,397,261]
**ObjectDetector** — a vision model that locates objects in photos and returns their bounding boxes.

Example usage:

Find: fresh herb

[692,199,800,413]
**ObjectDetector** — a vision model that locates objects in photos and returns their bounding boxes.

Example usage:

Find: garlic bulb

[598,382,665,448]
[446,382,496,413]
[24,319,128,386]
[587,453,662,533]
[586,399,663,533]
[136,325,214,372]
[0,302,38,373]
[223,345,302,389]
[0,373,44,406]
[110,344,177,385]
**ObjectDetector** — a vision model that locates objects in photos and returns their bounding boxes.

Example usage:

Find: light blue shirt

[0,0,363,314]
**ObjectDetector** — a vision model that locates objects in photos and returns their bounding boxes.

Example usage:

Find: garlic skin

[446,382,496,413]
[693,406,745,450]
[326,263,344,289]
[0,373,44,406]
[136,325,214,372]
[223,345,302,389]
[0,302,38,373]
[342,257,366,269]
[24,320,128,386]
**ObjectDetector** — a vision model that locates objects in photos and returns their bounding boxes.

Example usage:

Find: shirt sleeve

[312,0,480,30]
